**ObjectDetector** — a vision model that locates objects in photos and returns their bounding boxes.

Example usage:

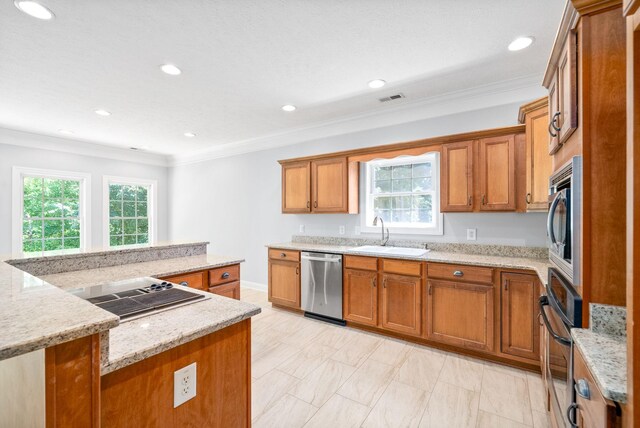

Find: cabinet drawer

[381,259,423,277]
[161,271,206,290]
[574,346,620,427]
[427,263,493,284]
[268,248,300,261]
[344,255,378,271]
[209,281,240,300]
[209,264,240,286]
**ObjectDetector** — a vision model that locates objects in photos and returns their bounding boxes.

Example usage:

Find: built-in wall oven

[540,268,582,428]
[547,156,582,286]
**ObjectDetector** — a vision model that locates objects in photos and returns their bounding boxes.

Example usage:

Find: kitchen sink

[347,245,429,257]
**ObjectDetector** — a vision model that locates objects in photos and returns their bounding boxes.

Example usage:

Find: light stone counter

[268,241,551,286]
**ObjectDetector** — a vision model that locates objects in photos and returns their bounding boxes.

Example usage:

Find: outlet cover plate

[174,362,197,408]
[466,228,477,241]
[339,225,346,235]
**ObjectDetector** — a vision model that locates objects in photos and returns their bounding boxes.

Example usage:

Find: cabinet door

[381,274,422,336]
[311,157,348,213]
[343,269,378,326]
[282,162,311,213]
[209,281,240,300]
[525,105,552,211]
[441,141,474,212]
[500,273,539,361]
[479,135,516,211]
[160,271,206,291]
[426,280,494,352]
[268,260,300,308]
[557,31,578,144]
[548,73,561,154]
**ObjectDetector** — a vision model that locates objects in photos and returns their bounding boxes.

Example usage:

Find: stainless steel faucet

[373,216,390,246]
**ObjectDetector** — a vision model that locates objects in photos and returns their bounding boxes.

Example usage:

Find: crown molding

[170,73,546,166]
[0,127,170,167]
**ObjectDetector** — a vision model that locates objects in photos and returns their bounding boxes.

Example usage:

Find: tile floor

[241,287,551,428]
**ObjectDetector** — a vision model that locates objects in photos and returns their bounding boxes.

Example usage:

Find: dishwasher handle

[301,255,342,263]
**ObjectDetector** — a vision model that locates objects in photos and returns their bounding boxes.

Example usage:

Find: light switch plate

[174,362,197,408]
[299,224,305,234]
[466,228,477,241]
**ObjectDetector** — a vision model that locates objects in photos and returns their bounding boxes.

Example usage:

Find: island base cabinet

[209,281,240,300]
[268,259,300,308]
[381,273,422,336]
[343,269,378,326]
[426,280,494,352]
[101,320,251,428]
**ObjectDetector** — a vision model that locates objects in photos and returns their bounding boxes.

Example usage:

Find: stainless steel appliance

[301,252,344,325]
[548,156,582,285]
[70,277,208,321]
[539,268,582,428]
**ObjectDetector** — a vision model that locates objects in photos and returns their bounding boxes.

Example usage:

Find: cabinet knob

[281,252,287,258]
[453,270,463,277]
[222,272,230,279]
[575,379,591,400]
[180,281,189,287]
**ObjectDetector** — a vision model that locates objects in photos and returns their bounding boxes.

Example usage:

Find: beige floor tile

[526,373,547,413]
[278,341,336,379]
[303,395,371,428]
[438,355,484,392]
[272,314,312,334]
[253,342,300,379]
[476,410,530,428]
[361,381,430,428]
[253,336,279,357]
[314,325,356,349]
[252,369,299,422]
[418,381,480,428]
[289,358,357,407]
[369,337,411,367]
[479,368,533,426]
[337,359,397,406]
[482,360,529,379]
[330,332,382,367]
[279,321,329,348]
[532,410,551,428]
[252,394,318,428]
[395,348,446,392]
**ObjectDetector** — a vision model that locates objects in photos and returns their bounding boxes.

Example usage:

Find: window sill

[360,225,444,236]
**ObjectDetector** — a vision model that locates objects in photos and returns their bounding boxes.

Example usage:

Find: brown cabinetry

[441,140,474,211]
[268,250,301,309]
[343,268,378,326]
[380,273,422,336]
[158,264,242,300]
[478,135,516,211]
[500,272,539,361]
[281,157,358,214]
[161,271,206,291]
[519,98,552,211]
[426,277,494,352]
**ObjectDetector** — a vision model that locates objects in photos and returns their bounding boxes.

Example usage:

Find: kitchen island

[0,242,259,428]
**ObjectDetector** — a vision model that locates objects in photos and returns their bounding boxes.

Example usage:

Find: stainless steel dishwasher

[301,252,345,325]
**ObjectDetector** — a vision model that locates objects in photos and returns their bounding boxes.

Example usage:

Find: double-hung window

[362,152,443,235]
[12,167,91,255]
[104,176,157,247]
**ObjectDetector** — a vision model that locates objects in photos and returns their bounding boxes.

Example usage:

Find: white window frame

[360,152,444,236]
[103,175,158,248]
[12,166,91,254]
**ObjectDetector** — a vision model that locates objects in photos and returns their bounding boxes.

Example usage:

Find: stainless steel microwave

[548,156,582,286]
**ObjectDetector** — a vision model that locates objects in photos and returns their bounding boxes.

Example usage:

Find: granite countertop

[41,254,245,291]
[0,261,119,360]
[571,329,627,403]
[268,242,551,286]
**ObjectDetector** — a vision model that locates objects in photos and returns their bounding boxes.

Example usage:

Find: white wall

[169,102,548,285]
[0,131,169,254]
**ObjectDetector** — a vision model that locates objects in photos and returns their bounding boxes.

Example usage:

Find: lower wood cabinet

[160,271,206,291]
[500,272,539,361]
[158,264,241,300]
[209,281,240,300]
[426,279,494,352]
[268,258,300,308]
[381,273,422,336]
[343,268,378,326]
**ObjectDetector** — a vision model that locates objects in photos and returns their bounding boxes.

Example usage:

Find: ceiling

[0,0,564,156]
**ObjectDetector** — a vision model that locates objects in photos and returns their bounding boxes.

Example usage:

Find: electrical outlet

[339,225,345,235]
[466,228,477,241]
[299,224,305,234]
[174,362,197,408]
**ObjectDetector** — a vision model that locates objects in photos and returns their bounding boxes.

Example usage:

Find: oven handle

[539,296,571,346]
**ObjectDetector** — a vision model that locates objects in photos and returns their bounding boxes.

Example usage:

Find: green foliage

[108,183,151,247]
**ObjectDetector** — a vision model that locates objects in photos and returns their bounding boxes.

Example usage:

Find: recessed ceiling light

[14,1,54,20]
[368,79,386,89]
[508,36,534,51]
[160,64,181,76]
[184,132,196,137]
[58,129,74,135]
[282,105,296,112]
[94,109,111,116]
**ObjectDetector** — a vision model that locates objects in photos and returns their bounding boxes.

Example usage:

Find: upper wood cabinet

[343,268,378,326]
[281,157,358,214]
[380,273,422,337]
[478,135,516,211]
[519,98,553,211]
[500,272,539,361]
[282,162,311,213]
[441,140,474,212]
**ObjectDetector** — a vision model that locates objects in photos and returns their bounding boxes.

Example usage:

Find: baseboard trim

[241,280,267,292]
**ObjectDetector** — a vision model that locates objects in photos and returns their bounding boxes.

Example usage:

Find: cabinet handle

[468,196,472,206]
[526,193,531,204]
[296,266,299,275]
[281,252,287,258]
[428,284,432,295]
[567,403,579,428]
[482,195,486,205]
[314,201,318,208]
[383,278,387,288]
[180,281,189,287]
[372,278,376,288]
[307,201,310,209]
[548,122,558,138]
[453,270,463,277]
[222,272,230,279]
[504,281,508,291]
[575,379,591,400]
[551,111,561,132]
